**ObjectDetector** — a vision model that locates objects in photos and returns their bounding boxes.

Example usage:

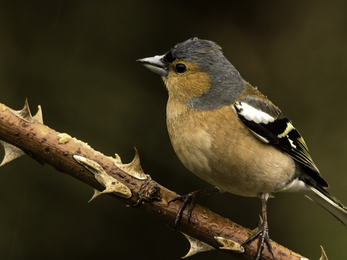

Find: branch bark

[0,100,308,260]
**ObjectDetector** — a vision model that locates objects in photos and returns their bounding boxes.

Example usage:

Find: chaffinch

[137,37,347,259]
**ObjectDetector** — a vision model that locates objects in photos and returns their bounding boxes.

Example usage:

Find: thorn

[113,147,147,180]
[9,99,43,124]
[32,105,43,124]
[181,233,215,258]
[114,153,123,164]
[73,155,132,199]
[88,189,102,203]
[319,246,328,260]
[0,141,25,167]
[11,98,32,121]
[214,236,244,253]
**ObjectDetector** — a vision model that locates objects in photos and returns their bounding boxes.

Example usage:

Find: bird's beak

[137,54,168,77]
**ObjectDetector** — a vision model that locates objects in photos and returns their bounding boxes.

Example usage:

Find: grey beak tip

[136,54,168,77]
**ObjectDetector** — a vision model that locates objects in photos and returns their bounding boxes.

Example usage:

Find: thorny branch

[0,100,325,260]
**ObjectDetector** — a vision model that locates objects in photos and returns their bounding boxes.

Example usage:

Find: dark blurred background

[1,1,347,259]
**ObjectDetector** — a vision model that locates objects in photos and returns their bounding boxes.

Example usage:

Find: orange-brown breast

[166,95,296,198]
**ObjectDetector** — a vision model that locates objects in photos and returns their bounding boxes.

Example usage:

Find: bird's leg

[168,187,220,230]
[242,194,274,260]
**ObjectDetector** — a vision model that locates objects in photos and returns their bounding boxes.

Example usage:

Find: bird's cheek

[164,72,211,103]
[163,75,188,100]
[183,73,211,97]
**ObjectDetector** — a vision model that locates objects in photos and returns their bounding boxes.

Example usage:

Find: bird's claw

[168,187,220,230]
[168,190,200,230]
[241,218,274,260]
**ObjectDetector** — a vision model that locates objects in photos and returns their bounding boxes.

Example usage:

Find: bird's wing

[233,95,328,187]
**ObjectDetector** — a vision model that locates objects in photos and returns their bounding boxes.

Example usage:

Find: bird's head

[137,37,245,110]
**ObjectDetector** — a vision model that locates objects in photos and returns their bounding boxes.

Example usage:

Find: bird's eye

[175,63,187,73]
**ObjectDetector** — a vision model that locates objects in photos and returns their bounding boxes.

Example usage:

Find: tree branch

[0,100,311,259]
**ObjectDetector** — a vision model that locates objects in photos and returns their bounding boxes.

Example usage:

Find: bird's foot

[168,187,220,230]
[242,218,274,260]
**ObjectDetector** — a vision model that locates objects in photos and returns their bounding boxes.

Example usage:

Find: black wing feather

[233,96,328,188]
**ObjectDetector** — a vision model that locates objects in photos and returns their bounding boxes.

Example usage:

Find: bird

[137,37,347,259]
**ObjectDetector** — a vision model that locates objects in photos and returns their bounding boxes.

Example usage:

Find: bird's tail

[303,185,347,226]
